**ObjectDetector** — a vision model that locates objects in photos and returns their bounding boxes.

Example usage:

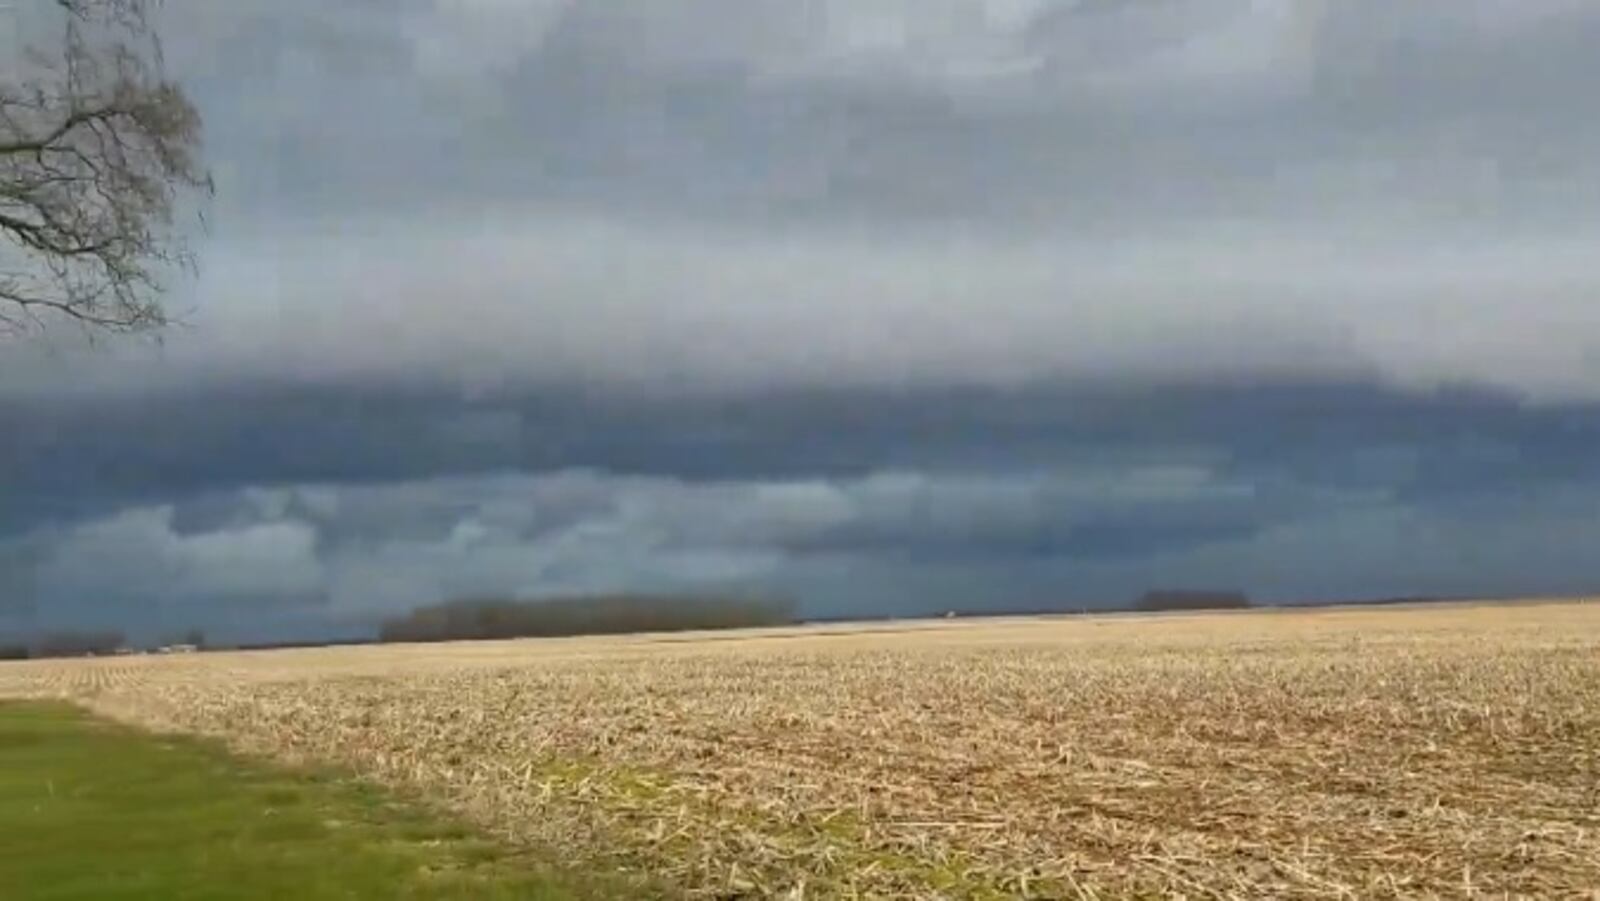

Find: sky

[4,0,1600,643]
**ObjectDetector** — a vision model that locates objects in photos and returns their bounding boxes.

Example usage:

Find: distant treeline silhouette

[1135,590,1252,612]
[0,630,127,660]
[379,594,797,643]
[226,637,379,652]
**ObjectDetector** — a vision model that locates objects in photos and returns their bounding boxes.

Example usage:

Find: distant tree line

[379,594,797,644]
[225,637,378,653]
[0,627,213,660]
[0,630,128,660]
[1135,590,1252,612]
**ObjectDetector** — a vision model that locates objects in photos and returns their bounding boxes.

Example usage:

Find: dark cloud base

[10,1,1600,641]
[5,379,1600,643]
[8,379,1595,522]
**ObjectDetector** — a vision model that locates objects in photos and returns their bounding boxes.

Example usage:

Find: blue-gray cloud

[9,453,1599,643]
[5,382,1597,530]
[6,2,1600,640]
[6,382,1600,641]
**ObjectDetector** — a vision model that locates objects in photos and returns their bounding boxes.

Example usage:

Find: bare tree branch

[0,0,210,337]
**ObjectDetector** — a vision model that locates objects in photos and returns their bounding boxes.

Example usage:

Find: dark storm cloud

[9,423,1599,640]
[8,379,1600,643]
[9,381,1600,532]
[7,382,1600,610]
[7,2,1600,639]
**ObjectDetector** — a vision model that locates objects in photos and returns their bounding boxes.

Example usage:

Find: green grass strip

[0,701,643,900]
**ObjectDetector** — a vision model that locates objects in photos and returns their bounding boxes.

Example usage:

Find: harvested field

[3,600,1599,898]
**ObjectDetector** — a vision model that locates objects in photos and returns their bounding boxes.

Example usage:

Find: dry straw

[4,601,1599,898]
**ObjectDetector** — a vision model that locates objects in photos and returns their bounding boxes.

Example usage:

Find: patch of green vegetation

[0,702,648,900]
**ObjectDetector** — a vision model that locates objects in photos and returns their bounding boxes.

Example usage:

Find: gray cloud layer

[12,452,1599,642]
[6,0,1600,399]
[6,383,1599,640]
[6,1,1600,639]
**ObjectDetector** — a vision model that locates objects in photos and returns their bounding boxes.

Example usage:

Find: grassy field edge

[0,701,653,900]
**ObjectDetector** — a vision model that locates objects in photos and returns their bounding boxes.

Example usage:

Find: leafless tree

[0,0,209,336]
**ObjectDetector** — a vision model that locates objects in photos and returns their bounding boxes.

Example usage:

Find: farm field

[3,600,1599,899]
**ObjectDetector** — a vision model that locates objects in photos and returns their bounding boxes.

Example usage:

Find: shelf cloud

[5,1,1600,640]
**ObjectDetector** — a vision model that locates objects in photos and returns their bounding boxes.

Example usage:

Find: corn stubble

[4,601,1599,898]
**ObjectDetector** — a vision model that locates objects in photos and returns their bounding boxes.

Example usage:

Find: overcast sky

[4,0,1600,642]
